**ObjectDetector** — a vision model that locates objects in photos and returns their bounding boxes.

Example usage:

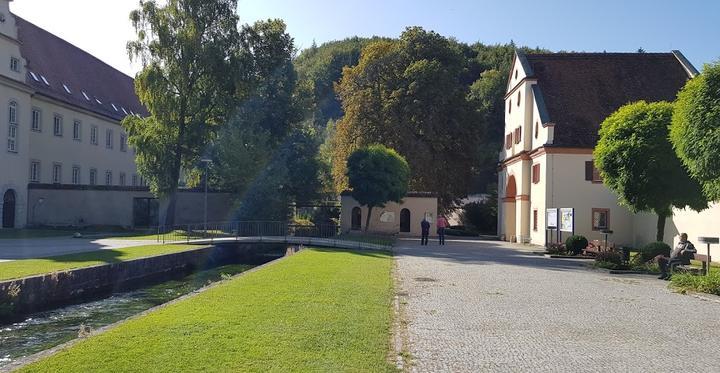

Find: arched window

[7,101,18,152]
[351,207,362,231]
[400,208,411,233]
[535,121,539,139]
[517,91,521,106]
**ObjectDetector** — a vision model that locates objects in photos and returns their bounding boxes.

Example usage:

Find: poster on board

[559,208,574,233]
[546,208,558,229]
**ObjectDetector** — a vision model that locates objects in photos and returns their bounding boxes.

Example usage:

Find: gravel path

[395,238,720,372]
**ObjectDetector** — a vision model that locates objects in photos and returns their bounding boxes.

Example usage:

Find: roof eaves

[671,50,700,78]
[531,84,551,125]
[516,49,535,77]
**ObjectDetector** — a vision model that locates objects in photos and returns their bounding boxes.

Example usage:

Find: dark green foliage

[545,243,567,255]
[595,101,707,241]
[347,145,410,231]
[459,201,497,234]
[671,272,720,296]
[565,235,589,256]
[594,251,623,268]
[671,62,720,200]
[639,242,672,262]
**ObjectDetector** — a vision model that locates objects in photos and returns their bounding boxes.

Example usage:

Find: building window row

[7,101,18,153]
[28,160,139,187]
[28,108,127,150]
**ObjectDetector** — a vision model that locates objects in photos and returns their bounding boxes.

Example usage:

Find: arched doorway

[503,175,517,241]
[3,189,16,228]
[400,208,411,233]
[351,207,361,230]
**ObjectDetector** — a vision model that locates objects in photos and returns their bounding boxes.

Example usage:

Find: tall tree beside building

[124,0,239,226]
[333,27,484,209]
[594,101,707,241]
[671,61,720,200]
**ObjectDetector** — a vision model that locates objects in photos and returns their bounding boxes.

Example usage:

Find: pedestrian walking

[436,215,449,245]
[420,218,430,245]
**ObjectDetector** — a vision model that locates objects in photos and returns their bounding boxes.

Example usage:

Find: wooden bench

[676,254,711,276]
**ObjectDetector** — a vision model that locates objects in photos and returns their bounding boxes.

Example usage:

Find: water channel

[0,262,257,368]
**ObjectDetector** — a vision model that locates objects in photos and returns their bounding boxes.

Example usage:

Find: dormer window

[111,103,118,112]
[40,75,50,86]
[121,107,128,115]
[63,84,72,94]
[95,98,102,105]
[29,71,40,82]
[82,91,90,101]
[10,57,19,72]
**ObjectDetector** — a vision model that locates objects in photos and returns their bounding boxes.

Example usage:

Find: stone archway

[503,175,517,241]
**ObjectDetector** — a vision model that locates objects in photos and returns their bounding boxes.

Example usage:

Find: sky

[11,0,720,77]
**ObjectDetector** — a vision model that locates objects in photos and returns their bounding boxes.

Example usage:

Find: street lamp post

[200,158,212,236]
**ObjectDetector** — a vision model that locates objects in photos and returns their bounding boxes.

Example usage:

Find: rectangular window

[73,120,82,141]
[105,170,112,186]
[532,164,541,184]
[10,57,19,72]
[52,163,62,184]
[89,168,97,186]
[505,133,512,149]
[31,108,41,132]
[592,208,610,231]
[120,134,127,152]
[53,115,63,137]
[533,209,538,231]
[30,161,40,183]
[119,172,126,186]
[91,125,98,145]
[7,124,17,153]
[72,166,81,185]
[132,174,138,187]
[106,129,113,149]
[514,127,522,144]
[585,161,603,183]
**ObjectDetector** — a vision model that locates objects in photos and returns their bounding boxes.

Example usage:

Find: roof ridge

[13,14,135,81]
[527,52,675,58]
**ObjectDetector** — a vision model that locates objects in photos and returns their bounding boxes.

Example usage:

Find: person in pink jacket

[436,215,449,245]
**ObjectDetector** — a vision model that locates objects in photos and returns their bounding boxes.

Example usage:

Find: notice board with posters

[559,208,574,233]
[546,208,558,229]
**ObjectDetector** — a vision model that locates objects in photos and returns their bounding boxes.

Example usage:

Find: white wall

[634,204,720,258]
[340,195,438,236]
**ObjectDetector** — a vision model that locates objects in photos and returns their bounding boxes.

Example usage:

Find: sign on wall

[546,208,558,229]
[379,211,395,223]
[559,208,574,233]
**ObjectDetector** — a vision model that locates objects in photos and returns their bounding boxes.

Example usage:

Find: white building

[498,50,720,256]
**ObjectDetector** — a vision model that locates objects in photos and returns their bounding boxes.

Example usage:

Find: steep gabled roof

[525,52,694,147]
[15,15,147,122]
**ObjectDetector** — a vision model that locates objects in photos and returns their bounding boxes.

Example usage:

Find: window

[31,108,41,132]
[111,103,118,112]
[90,125,98,145]
[73,120,82,141]
[532,164,541,184]
[514,127,522,144]
[105,170,112,186]
[52,163,62,184]
[592,208,610,231]
[7,101,17,153]
[535,121,539,139]
[30,71,39,82]
[508,100,512,114]
[514,69,518,79]
[585,161,602,183]
[105,129,113,149]
[120,134,127,152]
[132,174,138,187]
[351,207,362,230]
[53,115,63,136]
[517,91,521,106]
[63,84,72,94]
[72,166,81,185]
[10,57,19,72]
[505,133,512,150]
[41,75,50,86]
[95,98,102,105]
[82,91,90,101]
[29,161,40,183]
[119,172,126,186]
[533,209,538,231]
[89,168,97,186]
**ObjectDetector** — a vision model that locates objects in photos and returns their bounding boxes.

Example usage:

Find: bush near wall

[639,242,671,262]
[565,235,588,256]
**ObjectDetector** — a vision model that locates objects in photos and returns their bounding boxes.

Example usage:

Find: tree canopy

[671,61,720,201]
[124,0,240,225]
[595,101,707,241]
[346,145,410,231]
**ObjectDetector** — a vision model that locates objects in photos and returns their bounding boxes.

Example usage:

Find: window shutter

[585,161,594,181]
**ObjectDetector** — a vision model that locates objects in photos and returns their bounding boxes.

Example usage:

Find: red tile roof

[15,15,147,122]
[524,52,694,148]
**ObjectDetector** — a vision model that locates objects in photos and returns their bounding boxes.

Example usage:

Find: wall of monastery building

[340,195,438,236]
[161,190,236,226]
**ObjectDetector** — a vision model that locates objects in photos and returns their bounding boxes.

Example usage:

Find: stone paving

[395,238,720,372]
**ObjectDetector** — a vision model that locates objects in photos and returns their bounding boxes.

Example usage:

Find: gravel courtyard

[395,239,720,372]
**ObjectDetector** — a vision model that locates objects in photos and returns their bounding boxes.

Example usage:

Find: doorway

[2,189,16,228]
[400,208,411,233]
[133,197,159,228]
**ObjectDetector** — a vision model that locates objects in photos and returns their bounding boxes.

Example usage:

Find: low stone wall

[0,243,284,321]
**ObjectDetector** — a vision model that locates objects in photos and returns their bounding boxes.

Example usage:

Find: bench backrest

[694,254,710,262]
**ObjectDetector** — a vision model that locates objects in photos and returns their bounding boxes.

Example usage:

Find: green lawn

[0,244,200,281]
[19,249,396,372]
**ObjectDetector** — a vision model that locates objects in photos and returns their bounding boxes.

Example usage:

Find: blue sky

[240,0,719,69]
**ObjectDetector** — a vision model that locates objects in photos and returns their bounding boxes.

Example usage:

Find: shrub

[459,201,497,234]
[671,272,720,296]
[595,251,623,266]
[565,235,589,255]
[639,242,671,262]
[545,243,566,255]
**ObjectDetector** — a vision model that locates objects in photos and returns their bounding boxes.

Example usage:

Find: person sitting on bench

[655,233,696,280]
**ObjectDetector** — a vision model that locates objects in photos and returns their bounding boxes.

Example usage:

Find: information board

[559,208,574,233]
[546,208,558,229]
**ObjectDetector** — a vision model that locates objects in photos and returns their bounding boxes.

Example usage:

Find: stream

[0,263,255,368]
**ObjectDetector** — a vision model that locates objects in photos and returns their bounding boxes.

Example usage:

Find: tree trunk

[364,205,373,232]
[164,132,184,228]
[656,213,667,242]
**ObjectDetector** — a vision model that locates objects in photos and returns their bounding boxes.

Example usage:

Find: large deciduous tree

[124,0,239,226]
[671,61,720,200]
[594,101,707,241]
[346,145,410,231]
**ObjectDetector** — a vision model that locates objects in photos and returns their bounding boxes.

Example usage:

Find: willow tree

[123,0,239,226]
[594,101,707,241]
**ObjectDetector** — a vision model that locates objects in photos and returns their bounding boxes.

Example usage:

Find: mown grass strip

[0,244,200,281]
[19,248,395,372]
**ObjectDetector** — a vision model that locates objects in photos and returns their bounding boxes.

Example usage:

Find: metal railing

[153,221,394,249]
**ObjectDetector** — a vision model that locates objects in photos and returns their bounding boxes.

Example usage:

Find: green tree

[595,101,707,241]
[124,0,239,226]
[671,61,720,200]
[346,145,410,231]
